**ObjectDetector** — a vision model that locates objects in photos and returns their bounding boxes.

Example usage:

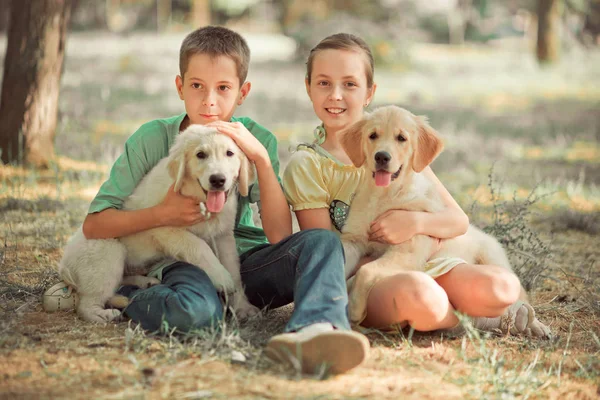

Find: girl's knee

[467,267,521,308]
[491,270,521,306]
[398,272,450,322]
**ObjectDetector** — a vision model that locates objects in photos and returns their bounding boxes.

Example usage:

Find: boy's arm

[253,156,292,242]
[83,184,206,239]
[82,124,207,240]
[369,166,469,244]
[210,121,292,243]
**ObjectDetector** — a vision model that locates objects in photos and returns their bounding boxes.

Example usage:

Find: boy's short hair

[179,26,251,85]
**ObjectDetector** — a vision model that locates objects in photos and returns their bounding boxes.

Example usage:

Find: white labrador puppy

[59,125,259,323]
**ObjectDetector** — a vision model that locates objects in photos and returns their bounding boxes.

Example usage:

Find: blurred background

[0,0,598,214]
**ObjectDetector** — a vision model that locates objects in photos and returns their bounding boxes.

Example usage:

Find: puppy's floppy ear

[340,119,367,167]
[167,137,187,193]
[412,115,444,173]
[237,153,256,197]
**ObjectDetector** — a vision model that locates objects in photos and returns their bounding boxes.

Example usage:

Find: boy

[66,26,368,374]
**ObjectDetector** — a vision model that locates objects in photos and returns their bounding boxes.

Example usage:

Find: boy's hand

[156,183,209,227]
[207,121,270,166]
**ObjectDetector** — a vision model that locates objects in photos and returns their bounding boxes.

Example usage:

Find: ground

[0,32,599,399]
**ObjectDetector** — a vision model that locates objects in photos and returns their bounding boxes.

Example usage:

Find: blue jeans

[240,229,350,332]
[123,262,223,332]
[123,229,350,333]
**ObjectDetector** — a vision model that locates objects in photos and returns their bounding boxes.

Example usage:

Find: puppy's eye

[397,135,406,142]
[226,150,234,157]
[196,151,207,159]
[369,132,378,140]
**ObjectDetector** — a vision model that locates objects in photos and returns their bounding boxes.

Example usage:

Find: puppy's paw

[205,267,235,294]
[79,307,121,323]
[236,303,260,320]
[233,293,260,320]
[121,275,160,288]
[145,277,161,288]
[106,294,130,310]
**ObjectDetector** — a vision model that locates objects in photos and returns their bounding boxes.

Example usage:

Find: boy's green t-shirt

[88,114,278,277]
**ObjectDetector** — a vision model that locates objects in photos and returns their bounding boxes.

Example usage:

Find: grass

[1,33,599,398]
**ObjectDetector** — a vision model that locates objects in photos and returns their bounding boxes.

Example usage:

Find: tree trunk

[583,0,600,45]
[156,0,172,31]
[536,0,561,63]
[0,0,73,167]
[191,0,210,28]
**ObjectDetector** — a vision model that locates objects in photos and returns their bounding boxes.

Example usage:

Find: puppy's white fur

[59,125,259,323]
[339,106,522,322]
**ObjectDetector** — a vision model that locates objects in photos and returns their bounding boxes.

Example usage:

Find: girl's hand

[368,209,422,244]
[207,121,269,166]
[156,183,208,226]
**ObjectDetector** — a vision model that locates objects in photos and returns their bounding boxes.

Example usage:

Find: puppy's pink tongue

[375,171,392,187]
[206,191,225,213]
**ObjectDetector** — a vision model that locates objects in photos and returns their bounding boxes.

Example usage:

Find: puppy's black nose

[375,151,391,166]
[209,174,226,189]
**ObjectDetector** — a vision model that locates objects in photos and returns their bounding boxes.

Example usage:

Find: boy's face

[176,54,250,125]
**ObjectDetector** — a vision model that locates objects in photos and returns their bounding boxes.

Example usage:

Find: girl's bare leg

[434,263,521,317]
[362,271,459,331]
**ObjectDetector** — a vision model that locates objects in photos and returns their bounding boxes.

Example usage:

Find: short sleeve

[87,118,173,214]
[283,149,329,211]
[88,138,150,214]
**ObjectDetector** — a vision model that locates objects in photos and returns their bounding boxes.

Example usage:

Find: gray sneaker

[42,281,79,312]
[265,323,370,375]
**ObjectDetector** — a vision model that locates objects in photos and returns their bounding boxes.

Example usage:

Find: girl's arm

[295,208,331,231]
[369,166,469,244]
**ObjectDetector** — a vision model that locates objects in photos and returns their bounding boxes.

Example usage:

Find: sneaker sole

[265,330,369,375]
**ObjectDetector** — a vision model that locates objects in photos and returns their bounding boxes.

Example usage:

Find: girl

[283,33,550,338]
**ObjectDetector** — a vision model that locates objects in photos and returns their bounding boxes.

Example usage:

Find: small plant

[451,313,553,398]
[470,168,554,291]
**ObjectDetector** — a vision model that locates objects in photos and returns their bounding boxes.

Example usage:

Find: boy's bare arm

[82,184,207,239]
[210,121,292,243]
[254,156,293,242]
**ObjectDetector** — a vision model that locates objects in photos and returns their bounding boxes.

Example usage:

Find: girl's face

[306,49,376,135]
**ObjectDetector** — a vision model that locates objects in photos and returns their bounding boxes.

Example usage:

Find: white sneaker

[42,282,79,312]
[265,323,370,375]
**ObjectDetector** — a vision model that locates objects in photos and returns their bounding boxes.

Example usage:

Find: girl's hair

[306,33,375,88]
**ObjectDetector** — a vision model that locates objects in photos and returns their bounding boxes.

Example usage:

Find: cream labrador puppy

[59,125,259,323]
[339,106,537,327]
